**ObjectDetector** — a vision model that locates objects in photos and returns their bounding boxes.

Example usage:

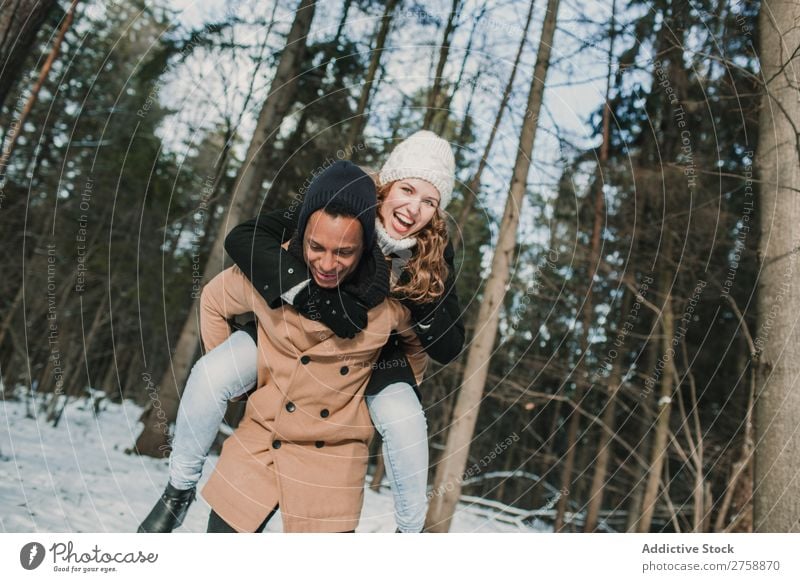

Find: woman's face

[379,178,441,239]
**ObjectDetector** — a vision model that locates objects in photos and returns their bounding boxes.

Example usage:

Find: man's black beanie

[296,161,377,249]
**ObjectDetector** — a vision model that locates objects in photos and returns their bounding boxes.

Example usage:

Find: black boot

[137,483,196,533]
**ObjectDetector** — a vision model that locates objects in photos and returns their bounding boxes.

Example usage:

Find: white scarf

[375,219,417,254]
[375,219,416,282]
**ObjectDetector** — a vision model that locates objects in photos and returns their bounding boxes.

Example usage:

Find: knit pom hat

[379,130,456,209]
[296,161,377,249]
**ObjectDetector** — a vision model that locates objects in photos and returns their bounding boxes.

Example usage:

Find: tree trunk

[539,397,563,507]
[637,266,676,532]
[625,330,660,531]
[714,329,755,532]
[753,0,800,533]
[331,0,352,50]
[584,294,629,531]
[63,291,108,396]
[680,340,706,532]
[552,384,581,531]
[424,0,561,533]
[100,345,129,398]
[1,0,78,162]
[0,0,57,114]
[344,0,399,157]
[434,4,486,136]
[3,324,31,394]
[450,66,481,171]
[132,0,317,458]
[570,1,618,533]
[453,0,536,243]
[554,0,616,530]
[422,0,462,131]
[0,284,25,349]
[241,0,318,213]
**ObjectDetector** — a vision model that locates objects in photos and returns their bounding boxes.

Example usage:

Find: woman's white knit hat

[379,130,456,209]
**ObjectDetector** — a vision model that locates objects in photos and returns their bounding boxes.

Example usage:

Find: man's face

[303,210,364,289]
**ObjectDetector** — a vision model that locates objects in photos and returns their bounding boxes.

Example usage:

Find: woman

[138,131,464,533]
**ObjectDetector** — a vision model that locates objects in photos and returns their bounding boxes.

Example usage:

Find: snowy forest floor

[0,392,546,533]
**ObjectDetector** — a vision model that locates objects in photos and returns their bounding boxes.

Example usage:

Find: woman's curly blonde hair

[376,181,450,304]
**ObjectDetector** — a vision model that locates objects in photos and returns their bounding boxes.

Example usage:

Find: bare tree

[453,0,536,242]
[637,268,676,532]
[558,0,617,532]
[434,3,486,137]
[754,0,800,533]
[345,0,400,156]
[425,0,562,533]
[423,0,463,130]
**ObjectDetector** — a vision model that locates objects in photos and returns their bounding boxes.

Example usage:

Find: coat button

[263,284,269,290]
[315,441,324,448]
[300,355,311,364]
[320,409,329,418]
[340,366,349,375]
[288,268,294,274]
[285,402,296,413]
[272,440,281,449]
[427,336,434,341]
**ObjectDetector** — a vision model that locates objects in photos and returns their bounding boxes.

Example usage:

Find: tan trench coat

[198,266,427,532]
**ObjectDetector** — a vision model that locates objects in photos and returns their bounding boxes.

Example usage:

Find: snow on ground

[0,394,542,533]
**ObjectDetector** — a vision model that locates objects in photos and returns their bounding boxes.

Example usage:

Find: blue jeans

[367,382,429,533]
[169,332,429,532]
[169,331,258,490]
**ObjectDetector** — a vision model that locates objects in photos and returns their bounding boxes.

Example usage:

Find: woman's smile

[380,178,440,239]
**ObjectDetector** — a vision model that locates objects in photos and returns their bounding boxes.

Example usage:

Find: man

[198,161,426,532]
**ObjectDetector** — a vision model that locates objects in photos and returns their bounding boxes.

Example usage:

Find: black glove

[401,297,438,327]
[293,282,368,339]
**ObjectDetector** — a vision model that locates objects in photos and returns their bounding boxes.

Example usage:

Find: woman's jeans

[169,331,258,491]
[366,382,428,532]
[169,331,429,532]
